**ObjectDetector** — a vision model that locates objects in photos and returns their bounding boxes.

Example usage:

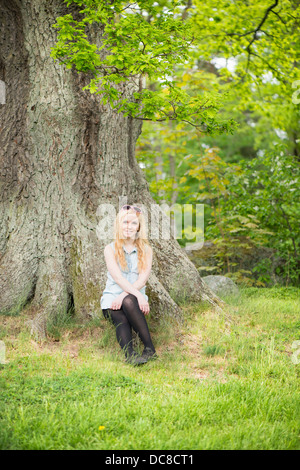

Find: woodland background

[131,0,300,288]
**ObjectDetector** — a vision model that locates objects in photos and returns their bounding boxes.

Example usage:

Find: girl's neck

[123,239,136,246]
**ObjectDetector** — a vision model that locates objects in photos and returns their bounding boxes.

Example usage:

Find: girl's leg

[121,294,156,353]
[102,308,134,358]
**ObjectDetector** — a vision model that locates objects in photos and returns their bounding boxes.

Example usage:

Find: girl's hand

[111,292,127,310]
[137,293,150,315]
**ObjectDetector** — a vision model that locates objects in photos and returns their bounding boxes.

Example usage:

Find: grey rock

[202,275,239,298]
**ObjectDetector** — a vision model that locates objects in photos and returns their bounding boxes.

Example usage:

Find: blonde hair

[113,207,150,273]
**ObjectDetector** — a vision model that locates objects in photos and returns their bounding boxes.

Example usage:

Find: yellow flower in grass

[98,426,106,431]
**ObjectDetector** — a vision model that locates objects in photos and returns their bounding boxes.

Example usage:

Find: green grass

[0,287,299,450]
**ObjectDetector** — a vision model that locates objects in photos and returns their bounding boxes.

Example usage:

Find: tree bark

[0,0,224,339]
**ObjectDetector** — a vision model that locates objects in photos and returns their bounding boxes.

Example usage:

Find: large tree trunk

[0,0,224,339]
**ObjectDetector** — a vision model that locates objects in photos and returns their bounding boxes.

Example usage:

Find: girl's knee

[122,293,137,309]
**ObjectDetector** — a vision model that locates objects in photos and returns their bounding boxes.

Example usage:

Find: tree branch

[182,0,193,21]
[245,0,279,71]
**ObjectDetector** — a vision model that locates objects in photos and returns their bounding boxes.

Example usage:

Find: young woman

[100,205,157,365]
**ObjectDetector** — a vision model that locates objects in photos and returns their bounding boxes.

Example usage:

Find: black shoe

[141,347,158,361]
[125,352,148,366]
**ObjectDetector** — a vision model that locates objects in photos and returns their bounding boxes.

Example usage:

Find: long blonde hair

[113,207,150,273]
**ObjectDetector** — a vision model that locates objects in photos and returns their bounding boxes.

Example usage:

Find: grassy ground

[0,287,299,450]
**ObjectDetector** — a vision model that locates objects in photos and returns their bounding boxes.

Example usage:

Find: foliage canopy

[51,0,237,134]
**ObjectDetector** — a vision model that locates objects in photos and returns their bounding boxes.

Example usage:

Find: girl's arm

[104,245,143,298]
[131,245,153,291]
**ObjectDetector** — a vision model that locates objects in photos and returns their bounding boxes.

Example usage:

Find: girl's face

[121,214,140,240]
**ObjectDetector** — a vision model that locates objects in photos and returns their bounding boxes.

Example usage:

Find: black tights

[102,294,155,358]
